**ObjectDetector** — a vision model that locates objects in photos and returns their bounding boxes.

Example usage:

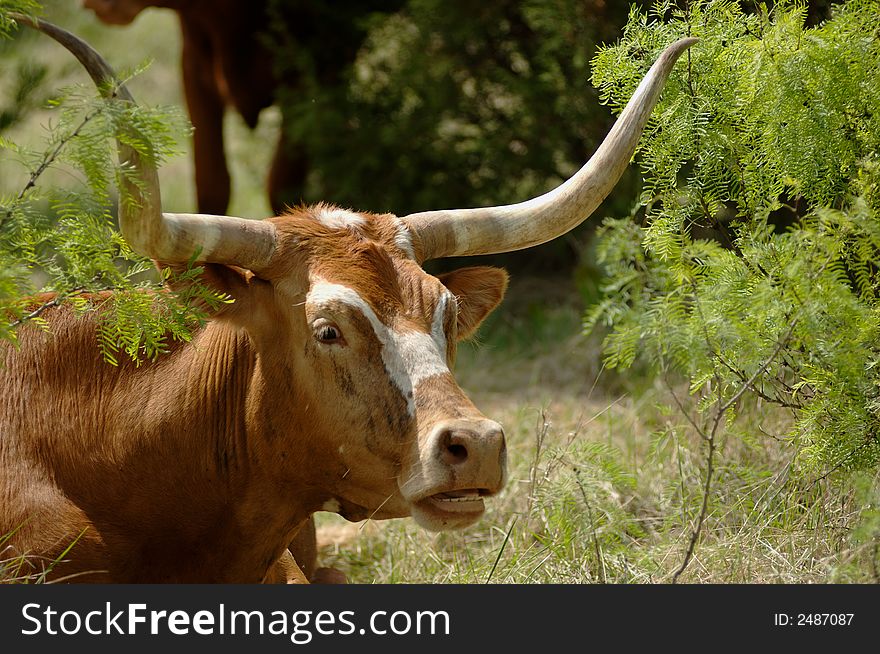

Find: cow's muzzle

[404,418,507,531]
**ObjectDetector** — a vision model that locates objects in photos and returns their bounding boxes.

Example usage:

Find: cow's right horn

[402,37,697,262]
[12,14,277,272]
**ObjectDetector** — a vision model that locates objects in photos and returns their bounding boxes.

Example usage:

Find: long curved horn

[12,14,276,271]
[402,37,697,262]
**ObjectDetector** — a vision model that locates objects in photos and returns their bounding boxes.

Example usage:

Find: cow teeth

[436,494,480,502]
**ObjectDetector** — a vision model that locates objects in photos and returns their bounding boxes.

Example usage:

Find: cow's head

[221,205,511,530]
[16,14,694,531]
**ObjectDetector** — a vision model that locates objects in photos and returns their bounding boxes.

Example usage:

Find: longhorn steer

[0,15,694,582]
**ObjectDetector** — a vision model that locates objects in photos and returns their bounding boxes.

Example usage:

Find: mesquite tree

[587,0,880,481]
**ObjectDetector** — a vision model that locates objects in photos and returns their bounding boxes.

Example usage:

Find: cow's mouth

[409,488,491,530]
[427,489,486,511]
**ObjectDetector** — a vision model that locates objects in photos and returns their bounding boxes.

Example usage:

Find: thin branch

[8,287,86,329]
[662,370,708,439]
[575,468,607,584]
[807,436,876,490]
[672,431,716,583]
[714,351,804,409]
[0,106,105,230]
[718,317,799,416]
[671,316,798,582]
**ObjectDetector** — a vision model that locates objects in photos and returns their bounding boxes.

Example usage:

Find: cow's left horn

[402,37,697,262]
[12,14,277,272]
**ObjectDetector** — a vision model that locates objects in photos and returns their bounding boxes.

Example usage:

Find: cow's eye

[315,323,343,345]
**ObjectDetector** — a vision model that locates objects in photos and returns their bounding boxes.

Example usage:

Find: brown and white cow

[0,15,694,582]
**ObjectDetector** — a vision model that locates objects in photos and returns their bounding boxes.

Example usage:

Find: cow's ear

[160,262,271,319]
[437,266,509,341]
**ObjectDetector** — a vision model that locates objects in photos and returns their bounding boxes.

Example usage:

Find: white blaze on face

[307,280,452,416]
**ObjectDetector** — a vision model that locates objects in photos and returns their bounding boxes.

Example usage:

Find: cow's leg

[309,566,348,584]
[179,16,231,214]
[287,516,348,584]
[287,515,318,579]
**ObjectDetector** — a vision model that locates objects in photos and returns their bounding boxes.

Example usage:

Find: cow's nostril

[438,429,470,465]
[444,442,468,465]
[430,420,504,470]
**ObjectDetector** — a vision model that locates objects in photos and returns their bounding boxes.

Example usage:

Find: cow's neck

[114,320,318,581]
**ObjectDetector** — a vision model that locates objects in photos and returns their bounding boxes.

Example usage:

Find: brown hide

[0,208,508,583]
[1,307,294,582]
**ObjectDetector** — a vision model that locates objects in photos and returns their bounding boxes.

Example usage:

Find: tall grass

[1,526,85,583]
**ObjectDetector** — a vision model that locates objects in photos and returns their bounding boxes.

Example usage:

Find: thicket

[585,0,880,570]
[268,0,641,215]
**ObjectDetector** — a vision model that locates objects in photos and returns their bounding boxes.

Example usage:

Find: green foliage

[0,5,223,363]
[0,1,40,38]
[586,0,880,474]
[268,0,642,218]
[0,1,49,132]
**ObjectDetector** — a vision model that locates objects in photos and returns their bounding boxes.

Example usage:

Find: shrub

[586,0,880,476]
